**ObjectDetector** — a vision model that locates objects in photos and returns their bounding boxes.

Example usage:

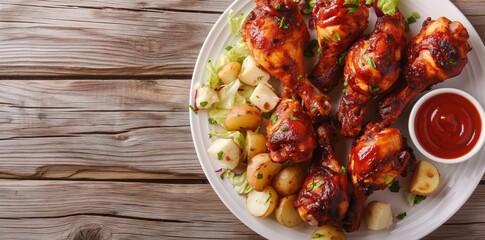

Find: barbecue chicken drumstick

[343,122,415,232]
[379,17,471,126]
[242,0,331,122]
[337,11,407,137]
[296,122,350,226]
[309,0,369,93]
[267,98,316,163]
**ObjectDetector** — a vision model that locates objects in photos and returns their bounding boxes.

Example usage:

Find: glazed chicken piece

[379,17,471,126]
[296,122,350,227]
[343,122,415,232]
[309,0,369,93]
[242,0,331,122]
[267,98,316,163]
[337,11,407,137]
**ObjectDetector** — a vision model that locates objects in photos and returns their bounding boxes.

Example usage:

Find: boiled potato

[246,185,278,218]
[363,201,393,231]
[275,194,303,227]
[249,83,281,112]
[272,166,305,196]
[207,138,241,170]
[410,160,440,195]
[247,153,282,191]
[225,103,262,131]
[245,130,267,161]
[310,225,346,240]
[195,85,219,109]
[239,55,271,86]
[218,62,241,84]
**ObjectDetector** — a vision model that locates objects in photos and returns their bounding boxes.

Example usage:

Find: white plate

[190,0,485,239]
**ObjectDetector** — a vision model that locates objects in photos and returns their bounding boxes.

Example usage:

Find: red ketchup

[414,93,482,159]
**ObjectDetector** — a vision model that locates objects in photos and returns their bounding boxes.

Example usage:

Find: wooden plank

[0,1,228,77]
[0,180,482,239]
[0,80,205,179]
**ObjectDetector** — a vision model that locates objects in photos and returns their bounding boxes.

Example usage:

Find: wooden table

[0,0,483,239]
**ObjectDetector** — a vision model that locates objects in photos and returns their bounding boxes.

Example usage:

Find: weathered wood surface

[0,0,483,239]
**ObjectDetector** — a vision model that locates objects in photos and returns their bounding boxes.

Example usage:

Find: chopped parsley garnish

[275,17,289,29]
[225,45,233,51]
[217,151,223,160]
[257,173,263,179]
[338,51,348,64]
[369,85,380,94]
[388,180,401,192]
[365,56,376,68]
[340,166,347,175]
[413,195,427,205]
[275,3,281,10]
[397,212,407,220]
[257,76,264,81]
[265,195,271,203]
[405,12,421,32]
[296,74,303,80]
[280,126,289,131]
[301,0,316,15]
[270,114,278,123]
[324,36,330,42]
[304,39,319,57]
[334,33,341,41]
[189,104,198,114]
[308,180,324,191]
[200,101,208,107]
[313,233,324,238]
[384,175,392,185]
[289,115,299,121]
[208,118,217,124]
[261,111,272,119]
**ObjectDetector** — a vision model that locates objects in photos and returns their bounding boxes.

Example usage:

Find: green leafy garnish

[324,36,330,42]
[275,17,289,29]
[270,114,278,123]
[388,180,401,192]
[308,180,324,191]
[397,212,407,220]
[275,3,281,10]
[217,151,223,160]
[200,101,208,107]
[413,195,427,204]
[189,105,198,114]
[405,12,421,32]
[384,175,392,185]
[225,46,233,51]
[365,56,376,68]
[301,0,316,15]
[208,108,230,127]
[280,126,289,131]
[304,39,319,57]
[334,33,341,41]
[313,233,324,238]
[377,0,399,16]
[208,118,217,124]
[369,85,380,94]
[340,166,347,175]
[289,115,299,121]
[338,51,348,64]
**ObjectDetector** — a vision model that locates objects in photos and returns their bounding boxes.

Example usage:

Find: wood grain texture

[0,80,204,180]
[0,180,482,239]
[0,0,482,77]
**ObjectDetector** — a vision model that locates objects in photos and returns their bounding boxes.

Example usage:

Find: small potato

[245,130,267,161]
[246,185,278,218]
[218,62,241,84]
[249,83,281,112]
[195,85,219,109]
[275,194,303,227]
[363,201,393,231]
[239,55,271,86]
[410,160,440,195]
[310,225,346,240]
[247,153,282,191]
[272,166,305,196]
[225,103,262,131]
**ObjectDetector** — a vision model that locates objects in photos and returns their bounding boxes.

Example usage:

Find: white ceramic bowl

[408,88,485,164]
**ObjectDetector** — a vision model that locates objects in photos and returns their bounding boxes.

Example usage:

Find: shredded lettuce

[218,40,250,67]
[377,0,399,16]
[214,79,244,109]
[223,169,253,195]
[208,108,230,127]
[228,9,247,35]
[238,84,255,102]
[206,60,222,89]
[209,130,245,148]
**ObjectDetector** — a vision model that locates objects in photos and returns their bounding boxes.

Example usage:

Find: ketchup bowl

[408,88,485,164]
